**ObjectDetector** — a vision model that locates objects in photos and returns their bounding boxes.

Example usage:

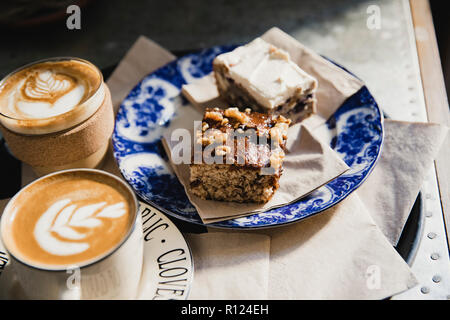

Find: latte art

[2,170,135,268]
[0,59,101,121]
[24,71,74,102]
[34,199,127,256]
[13,70,86,119]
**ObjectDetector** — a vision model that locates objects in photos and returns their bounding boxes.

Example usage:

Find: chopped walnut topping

[274,122,289,139]
[224,107,249,124]
[278,115,291,124]
[257,128,269,137]
[275,116,291,139]
[269,115,291,145]
[204,110,223,122]
[195,130,209,146]
[198,108,291,172]
[200,128,228,146]
[270,127,284,147]
[215,145,231,156]
[269,148,285,171]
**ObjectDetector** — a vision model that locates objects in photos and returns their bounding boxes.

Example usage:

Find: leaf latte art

[34,199,127,256]
[0,59,101,120]
[2,170,134,268]
[23,71,74,102]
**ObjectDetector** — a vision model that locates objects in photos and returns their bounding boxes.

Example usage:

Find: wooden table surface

[410,0,450,248]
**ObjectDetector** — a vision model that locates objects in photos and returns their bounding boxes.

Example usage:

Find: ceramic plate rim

[112,46,384,230]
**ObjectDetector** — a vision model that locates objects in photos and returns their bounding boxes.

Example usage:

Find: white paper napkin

[356,120,448,245]
[185,232,270,300]
[265,193,417,299]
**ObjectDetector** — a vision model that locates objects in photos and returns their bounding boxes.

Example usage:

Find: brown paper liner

[0,84,114,167]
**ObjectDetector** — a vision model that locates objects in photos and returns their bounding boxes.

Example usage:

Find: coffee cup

[0,168,143,299]
[0,57,114,176]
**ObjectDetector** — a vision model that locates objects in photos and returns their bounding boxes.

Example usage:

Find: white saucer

[0,201,194,300]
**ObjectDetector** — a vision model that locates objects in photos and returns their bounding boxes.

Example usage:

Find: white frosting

[215,38,317,109]
[4,70,86,119]
[33,199,127,256]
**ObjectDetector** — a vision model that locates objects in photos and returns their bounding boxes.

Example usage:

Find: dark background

[0,0,448,102]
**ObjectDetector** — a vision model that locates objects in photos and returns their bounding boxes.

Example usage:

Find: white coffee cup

[0,169,143,300]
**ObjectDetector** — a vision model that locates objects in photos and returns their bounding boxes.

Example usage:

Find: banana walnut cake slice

[213,38,318,123]
[190,107,291,203]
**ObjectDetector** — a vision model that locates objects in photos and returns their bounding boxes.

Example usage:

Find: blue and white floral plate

[112,45,383,229]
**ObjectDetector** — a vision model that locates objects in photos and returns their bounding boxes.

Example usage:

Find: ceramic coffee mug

[0,168,143,299]
[0,57,114,176]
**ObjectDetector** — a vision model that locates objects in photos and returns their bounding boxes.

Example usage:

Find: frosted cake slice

[190,107,291,203]
[213,38,318,123]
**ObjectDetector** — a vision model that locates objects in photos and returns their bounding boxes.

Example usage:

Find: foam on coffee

[0,58,104,134]
[1,170,136,269]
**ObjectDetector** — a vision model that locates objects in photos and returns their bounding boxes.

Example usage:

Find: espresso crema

[0,58,104,134]
[1,170,136,269]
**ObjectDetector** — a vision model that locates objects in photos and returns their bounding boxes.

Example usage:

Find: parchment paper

[357,120,449,245]
[264,193,417,299]
[186,232,270,300]
[162,123,349,223]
